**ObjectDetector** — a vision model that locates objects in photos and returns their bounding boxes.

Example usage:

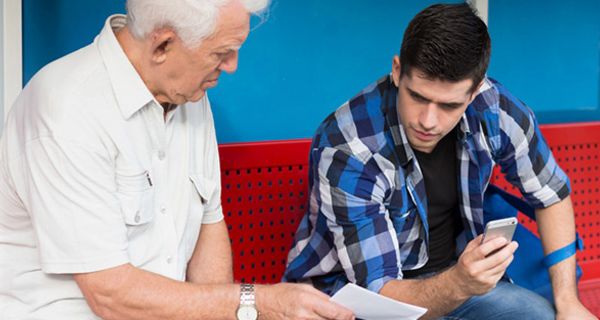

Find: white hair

[125,0,269,48]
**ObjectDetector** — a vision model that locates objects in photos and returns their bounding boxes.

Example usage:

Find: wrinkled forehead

[201,3,250,47]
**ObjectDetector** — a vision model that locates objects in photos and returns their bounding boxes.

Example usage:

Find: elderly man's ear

[150,30,178,64]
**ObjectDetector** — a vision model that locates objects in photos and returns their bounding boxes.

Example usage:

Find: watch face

[236,305,258,320]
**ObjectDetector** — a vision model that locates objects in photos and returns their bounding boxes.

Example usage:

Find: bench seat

[219,122,600,316]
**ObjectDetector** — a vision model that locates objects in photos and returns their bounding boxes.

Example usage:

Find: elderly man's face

[160,1,250,105]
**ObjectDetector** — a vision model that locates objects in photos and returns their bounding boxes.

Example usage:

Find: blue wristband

[542,237,584,268]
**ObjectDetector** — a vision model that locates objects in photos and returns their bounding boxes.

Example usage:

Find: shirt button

[134,211,141,223]
[158,150,166,160]
[160,206,167,214]
[166,256,173,264]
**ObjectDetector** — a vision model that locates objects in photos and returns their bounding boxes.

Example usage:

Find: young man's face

[391,56,480,153]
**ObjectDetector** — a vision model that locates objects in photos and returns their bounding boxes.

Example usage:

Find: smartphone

[481,217,518,244]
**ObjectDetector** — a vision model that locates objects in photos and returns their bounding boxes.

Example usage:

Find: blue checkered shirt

[283,74,570,295]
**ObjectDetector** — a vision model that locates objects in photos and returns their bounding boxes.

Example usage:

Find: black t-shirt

[402,128,462,278]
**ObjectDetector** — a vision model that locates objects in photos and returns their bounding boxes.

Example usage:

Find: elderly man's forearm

[75,263,239,320]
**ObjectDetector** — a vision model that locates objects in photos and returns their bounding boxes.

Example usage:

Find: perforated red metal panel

[219,123,600,315]
[579,279,600,317]
[219,139,312,284]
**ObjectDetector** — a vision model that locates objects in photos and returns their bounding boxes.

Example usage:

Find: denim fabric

[441,279,555,320]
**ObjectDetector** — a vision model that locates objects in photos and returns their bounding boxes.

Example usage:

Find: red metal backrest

[490,122,600,280]
[220,122,600,283]
[219,139,312,283]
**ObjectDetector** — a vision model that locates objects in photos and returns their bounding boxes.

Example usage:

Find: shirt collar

[381,74,413,167]
[96,14,157,119]
[457,113,471,141]
[458,77,494,141]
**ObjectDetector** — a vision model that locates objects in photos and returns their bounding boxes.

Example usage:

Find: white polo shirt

[0,15,223,318]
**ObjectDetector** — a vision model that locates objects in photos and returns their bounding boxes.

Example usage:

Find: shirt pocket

[116,170,154,228]
[184,174,218,261]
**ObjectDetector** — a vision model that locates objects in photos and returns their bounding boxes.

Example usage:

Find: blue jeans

[440,279,555,319]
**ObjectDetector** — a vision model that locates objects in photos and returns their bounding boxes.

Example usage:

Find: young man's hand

[556,299,597,320]
[449,235,518,298]
[256,283,355,320]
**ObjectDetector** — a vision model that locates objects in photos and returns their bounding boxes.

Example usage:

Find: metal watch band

[239,283,256,306]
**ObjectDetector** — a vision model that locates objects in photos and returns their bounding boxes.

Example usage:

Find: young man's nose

[419,103,438,131]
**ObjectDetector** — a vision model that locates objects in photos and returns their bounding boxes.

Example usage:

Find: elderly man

[0,1,353,319]
[284,3,596,320]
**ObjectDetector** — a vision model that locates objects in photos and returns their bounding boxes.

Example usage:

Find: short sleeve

[13,137,129,274]
[199,96,223,224]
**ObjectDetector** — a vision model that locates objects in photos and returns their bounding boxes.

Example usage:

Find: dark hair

[400,3,491,92]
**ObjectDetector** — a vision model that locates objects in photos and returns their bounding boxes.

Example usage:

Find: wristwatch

[236,283,258,320]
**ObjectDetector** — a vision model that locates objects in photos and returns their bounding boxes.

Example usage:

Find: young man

[284,3,596,319]
[0,1,354,319]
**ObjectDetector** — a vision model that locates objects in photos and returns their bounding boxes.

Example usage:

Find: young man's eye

[411,93,427,103]
[440,103,463,110]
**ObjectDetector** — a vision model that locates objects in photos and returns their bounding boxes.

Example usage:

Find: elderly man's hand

[256,283,355,320]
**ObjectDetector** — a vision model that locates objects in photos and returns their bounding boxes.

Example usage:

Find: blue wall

[23,0,600,143]
[487,0,600,124]
[23,0,126,82]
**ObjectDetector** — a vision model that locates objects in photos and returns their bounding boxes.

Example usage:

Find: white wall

[1,0,22,131]
[0,1,4,129]
[468,0,489,25]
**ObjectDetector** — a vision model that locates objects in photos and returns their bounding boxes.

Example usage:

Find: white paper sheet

[330,283,427,320]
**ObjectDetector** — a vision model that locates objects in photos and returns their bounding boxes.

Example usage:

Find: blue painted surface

[487,0,600,124]
[22,0,599,142]
[22,0,125,83]
[22,0,459,143]
[208,0,463,142]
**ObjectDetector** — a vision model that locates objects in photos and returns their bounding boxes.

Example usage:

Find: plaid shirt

[283,74,570,295]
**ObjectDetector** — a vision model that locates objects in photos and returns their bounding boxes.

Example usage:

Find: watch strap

[239,283,256,306]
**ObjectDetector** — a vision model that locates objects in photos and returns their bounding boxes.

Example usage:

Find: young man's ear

[391,56,401,87]
[468,80,485,103]
[150,29,177,65]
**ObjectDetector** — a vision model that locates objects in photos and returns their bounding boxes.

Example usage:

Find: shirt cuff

[202,207,224,224]
[366,275,398,293]
[528,180,571,209]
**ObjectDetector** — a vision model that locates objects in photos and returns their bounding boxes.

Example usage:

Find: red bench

[219,122,600,316]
